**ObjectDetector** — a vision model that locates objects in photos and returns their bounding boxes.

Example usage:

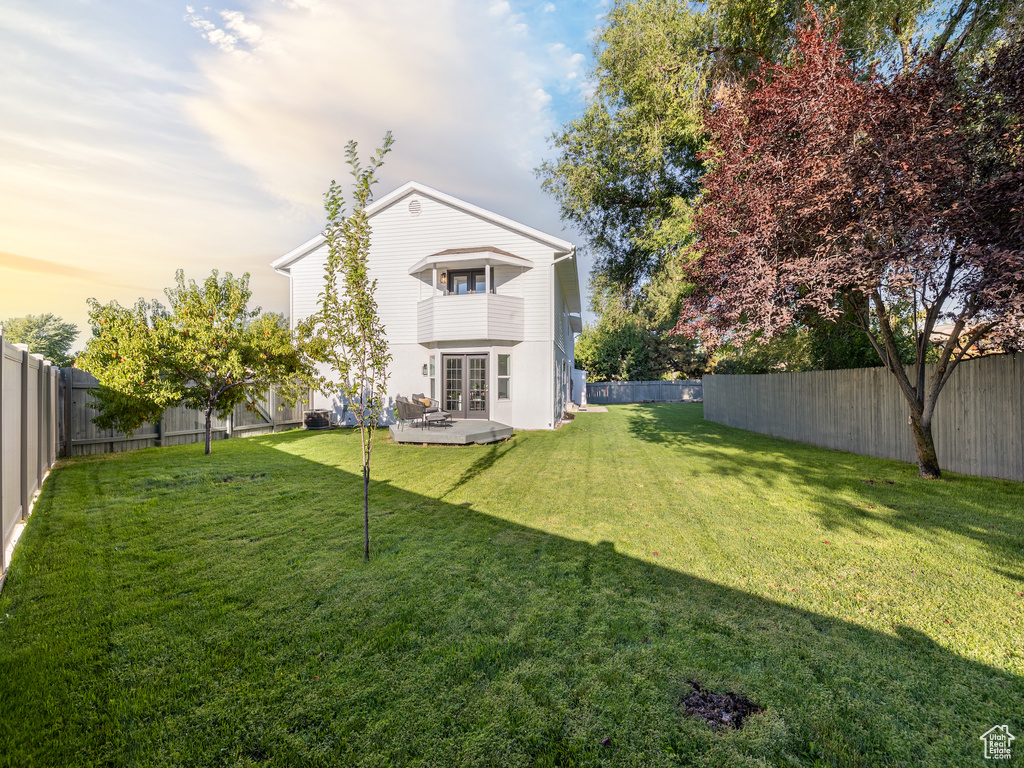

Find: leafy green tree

[708,328,814,375]
[80,270,306,455]
[296,133,393,562]
[538,0,1016,308]
[577,271,705,380]
[2,313,78,366]
[576,316,655,381]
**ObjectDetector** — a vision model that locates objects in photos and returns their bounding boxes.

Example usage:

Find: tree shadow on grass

[626,403,1024,567]
[441,439,519,500]
[0,432,1021,767]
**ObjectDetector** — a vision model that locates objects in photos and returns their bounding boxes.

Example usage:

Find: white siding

[416,294,524,343]
[278,186,575,430]
[554,347,571,424]
[552,266,576,423]
[289,244,329,325]
[553,282,567,355]
[487,294,523,340]
[492,265,524,296]
[368,192,554,344]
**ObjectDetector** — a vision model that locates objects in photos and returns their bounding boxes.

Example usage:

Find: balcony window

[446,269,489,295]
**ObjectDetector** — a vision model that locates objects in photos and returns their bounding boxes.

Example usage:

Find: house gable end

[366,182,574,255]
[270,182,574,277]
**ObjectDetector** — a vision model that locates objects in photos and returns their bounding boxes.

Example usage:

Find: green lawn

[0,404,1020,767]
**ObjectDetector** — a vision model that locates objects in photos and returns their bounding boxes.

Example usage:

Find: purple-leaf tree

[680,10,1024,478]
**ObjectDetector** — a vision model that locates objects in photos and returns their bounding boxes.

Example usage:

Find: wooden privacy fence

[587,380,703,405]
[703,352,1023,482]
[1,333,60,578]
[62,369,313,456]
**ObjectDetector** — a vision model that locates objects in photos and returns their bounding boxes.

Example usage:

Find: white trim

[270,232,325,275]
[497,352,512,401]
[369,181,575,253]
[408,249,534,276]
[271,181,575,275]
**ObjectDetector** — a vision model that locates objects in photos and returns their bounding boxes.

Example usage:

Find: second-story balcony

[417,293,524,343]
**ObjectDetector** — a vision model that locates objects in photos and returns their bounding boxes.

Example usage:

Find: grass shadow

[626,403,1024,568]
[441,438,519,500]
[0,430,1020,766]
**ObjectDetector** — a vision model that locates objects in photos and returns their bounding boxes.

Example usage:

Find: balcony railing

[417,293,524,343]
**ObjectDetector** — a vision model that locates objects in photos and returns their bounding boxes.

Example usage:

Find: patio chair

[410,393,452,429]
[394,396,421,430]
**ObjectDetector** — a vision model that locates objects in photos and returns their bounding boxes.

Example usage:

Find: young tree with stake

[297,133,393,561]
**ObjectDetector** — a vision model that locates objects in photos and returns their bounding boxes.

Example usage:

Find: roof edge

[270,181,576,274]
[270,232,325,275]
[367,181,575,253]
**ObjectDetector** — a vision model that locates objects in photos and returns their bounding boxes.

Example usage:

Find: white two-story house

[271,181,582,430]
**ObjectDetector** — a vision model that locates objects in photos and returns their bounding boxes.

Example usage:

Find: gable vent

[408,199,422,217]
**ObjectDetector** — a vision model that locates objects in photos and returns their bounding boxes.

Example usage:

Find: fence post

[1,331,6,575]
[50,368,57,467]
[45,367,53,469]
[63,368,73,457]
[37,358,45,490]
[17,344,29,522]
[55,369,63,459]
[270,387,277,433]
[47,369,53,467]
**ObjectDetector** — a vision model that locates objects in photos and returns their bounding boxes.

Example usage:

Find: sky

[0,0,609,351]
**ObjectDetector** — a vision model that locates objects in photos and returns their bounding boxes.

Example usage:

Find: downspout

[550,249,575,428]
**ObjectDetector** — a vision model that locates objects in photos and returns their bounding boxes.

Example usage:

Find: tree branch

[872,290,921,410]
[932,0,975,58]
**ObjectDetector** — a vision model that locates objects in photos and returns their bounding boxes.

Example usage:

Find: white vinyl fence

[1,333,60,580]
[587,380,703,405]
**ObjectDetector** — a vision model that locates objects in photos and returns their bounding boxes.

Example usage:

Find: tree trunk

[909,413,941,479]
[204,407,213,456]
[363,463,370,561]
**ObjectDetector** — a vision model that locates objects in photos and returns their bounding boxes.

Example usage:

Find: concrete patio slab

[389,419,514,445]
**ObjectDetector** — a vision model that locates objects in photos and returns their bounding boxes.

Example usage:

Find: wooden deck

[388,419,513,445]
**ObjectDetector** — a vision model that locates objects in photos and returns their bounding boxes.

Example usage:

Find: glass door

[444,356,464,418]
[442,354,489,419]
[468,355,488,418]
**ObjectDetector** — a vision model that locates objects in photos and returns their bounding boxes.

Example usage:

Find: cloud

[221,10,266,47]
[0,5,183,84]
[185,7,271,55]
[0,251,140,290]
[0,0,598,332]
[543,3,556,12]
[0,2,320,331]
[183,1,577,226]
[547,42,588,93]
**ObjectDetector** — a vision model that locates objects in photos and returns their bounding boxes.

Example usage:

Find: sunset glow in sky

[0,0,605,349]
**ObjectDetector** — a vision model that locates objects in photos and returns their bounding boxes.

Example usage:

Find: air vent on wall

[409,199,422,216]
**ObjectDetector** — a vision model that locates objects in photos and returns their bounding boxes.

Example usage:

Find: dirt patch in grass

[681,680,763,730]
[213,473,267,484]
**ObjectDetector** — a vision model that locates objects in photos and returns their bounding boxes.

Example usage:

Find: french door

[443,354,488,419]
